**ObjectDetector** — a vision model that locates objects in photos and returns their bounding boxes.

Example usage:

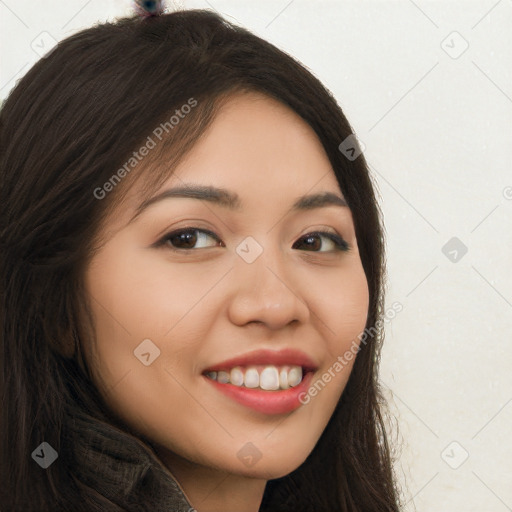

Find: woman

[0,5,400,511]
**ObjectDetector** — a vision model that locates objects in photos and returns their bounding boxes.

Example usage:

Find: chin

[231,446,313,480]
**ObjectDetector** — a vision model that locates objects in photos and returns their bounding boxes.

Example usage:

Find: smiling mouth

[201,348,318,414]
[204,364,307,391]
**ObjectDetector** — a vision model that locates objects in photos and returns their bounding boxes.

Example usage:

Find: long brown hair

[0,9,400,511]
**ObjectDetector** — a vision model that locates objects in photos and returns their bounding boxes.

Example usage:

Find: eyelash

[154,227,350,253]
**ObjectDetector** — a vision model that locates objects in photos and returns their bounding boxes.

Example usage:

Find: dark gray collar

[63,408,194,511]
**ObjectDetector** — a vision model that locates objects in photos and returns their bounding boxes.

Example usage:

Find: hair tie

[134,0,165,17]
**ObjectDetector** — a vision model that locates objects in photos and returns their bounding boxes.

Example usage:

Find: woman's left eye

[293,231,350,252]
[155,227,349,253]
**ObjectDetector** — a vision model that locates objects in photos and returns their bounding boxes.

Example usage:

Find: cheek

[82,242,225,428]
[311,259,370,359]
[303,259,369,408]
[84,240,218,354]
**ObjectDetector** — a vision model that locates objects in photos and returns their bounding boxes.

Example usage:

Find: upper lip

[203,348,319,373]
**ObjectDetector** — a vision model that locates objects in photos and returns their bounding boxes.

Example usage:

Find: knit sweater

[62,407,194,511]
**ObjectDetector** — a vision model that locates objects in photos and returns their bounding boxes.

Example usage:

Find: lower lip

[203,371,314,415]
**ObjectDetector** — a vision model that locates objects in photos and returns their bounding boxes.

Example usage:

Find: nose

[227,241,310,330]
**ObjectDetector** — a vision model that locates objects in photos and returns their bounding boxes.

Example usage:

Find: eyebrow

[129,184,348,223]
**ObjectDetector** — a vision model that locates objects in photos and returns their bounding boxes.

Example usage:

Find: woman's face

[84,92,369,481]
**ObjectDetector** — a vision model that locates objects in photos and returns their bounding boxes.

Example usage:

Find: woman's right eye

[156,228,224,252]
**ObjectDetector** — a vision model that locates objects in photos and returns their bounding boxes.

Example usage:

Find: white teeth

[244,368,260,388]
[230,367,244,387]
[206,365,304,390]
[279,367,290,390]
[259,366,280,390]
[217,370,229,384]
[288,367,302,387]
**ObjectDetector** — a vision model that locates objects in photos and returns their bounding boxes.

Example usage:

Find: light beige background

[1,1,511,510]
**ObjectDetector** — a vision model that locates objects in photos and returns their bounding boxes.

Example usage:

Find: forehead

[109,91,344,234]
[156,92,340,196]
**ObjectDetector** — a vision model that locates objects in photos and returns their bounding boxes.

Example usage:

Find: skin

[83,91,369,512]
